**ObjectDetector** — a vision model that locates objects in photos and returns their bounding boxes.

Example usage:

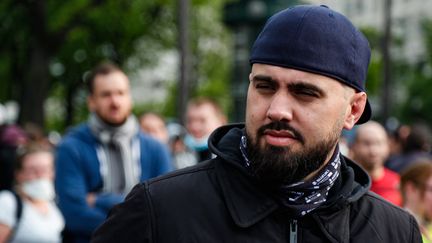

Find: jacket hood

[208,123,371,209]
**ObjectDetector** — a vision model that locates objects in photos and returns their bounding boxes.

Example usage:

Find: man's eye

[256,83,274,90]
[296,90,319,97]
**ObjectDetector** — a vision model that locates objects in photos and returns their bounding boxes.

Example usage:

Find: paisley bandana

[239,134,341,218]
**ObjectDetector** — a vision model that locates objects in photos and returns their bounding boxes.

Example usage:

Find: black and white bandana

[239,134,341,218]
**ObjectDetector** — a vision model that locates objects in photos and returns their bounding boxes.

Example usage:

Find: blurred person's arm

[88,192,124,212]
[0,224,12,243]
[0,191,17,243]
[55,141,123,237]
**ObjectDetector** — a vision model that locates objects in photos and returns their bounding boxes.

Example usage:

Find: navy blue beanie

[250,5,371,124]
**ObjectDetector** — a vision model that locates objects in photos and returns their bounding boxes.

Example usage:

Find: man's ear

[343,92,367,130]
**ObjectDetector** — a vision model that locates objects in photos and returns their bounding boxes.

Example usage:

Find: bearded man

[92,5,421,243]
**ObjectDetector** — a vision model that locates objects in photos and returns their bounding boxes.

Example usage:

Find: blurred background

[1,0,432,134]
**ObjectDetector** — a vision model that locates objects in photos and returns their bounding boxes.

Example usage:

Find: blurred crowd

[342,120,432,242]
[1,62,432,243]
[0,63,226,243]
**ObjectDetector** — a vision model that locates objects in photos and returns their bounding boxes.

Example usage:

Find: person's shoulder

[359,191,407,212]
[383,167,400,180]
[148,160,216,185]
[144,160,217,197]
[350,191,422,241]
[0,190,17,226]
[354,191,416,226]
[0,190,15,205]
[57,123,94,148]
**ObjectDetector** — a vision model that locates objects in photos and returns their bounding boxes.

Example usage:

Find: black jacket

[92,124,422,243]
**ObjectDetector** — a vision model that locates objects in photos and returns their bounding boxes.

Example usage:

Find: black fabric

[0,145,17,191]
[197,149,212,162]
[0,125,26,191]
[92,124,422,243]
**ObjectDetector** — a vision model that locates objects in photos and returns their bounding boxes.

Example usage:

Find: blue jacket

[55,123,172,243]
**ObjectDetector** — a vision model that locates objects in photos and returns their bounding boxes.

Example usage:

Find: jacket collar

[210,124,279,227]
[215,160,279,227]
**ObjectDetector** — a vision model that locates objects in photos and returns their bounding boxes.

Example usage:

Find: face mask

[21,178,55,201]
[184,134,208,152]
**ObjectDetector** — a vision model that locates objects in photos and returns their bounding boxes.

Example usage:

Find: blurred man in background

[139,112,169,145]
[185,98,226,162]
[350,120,402,205]
[55,62,172,243]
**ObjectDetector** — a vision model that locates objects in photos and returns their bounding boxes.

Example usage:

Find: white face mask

[21,178,55,201]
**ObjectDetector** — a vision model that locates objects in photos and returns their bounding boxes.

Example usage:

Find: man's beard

[246,121,341,188]
[97,109,129,127]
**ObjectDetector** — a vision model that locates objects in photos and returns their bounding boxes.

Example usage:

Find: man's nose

[110,94,121,106]
[266,92,293,122]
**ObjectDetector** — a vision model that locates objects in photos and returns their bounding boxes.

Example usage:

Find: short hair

[85,62,123,94]
[15,143,53,172]
[400,162,432,201]
[139,112,166,125]
[351,120,386,145]
[187,97,224,118]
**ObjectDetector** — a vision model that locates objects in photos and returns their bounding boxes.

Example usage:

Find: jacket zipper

[290,219,298,243]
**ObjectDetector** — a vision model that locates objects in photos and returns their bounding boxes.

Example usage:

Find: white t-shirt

[0,191,65,243]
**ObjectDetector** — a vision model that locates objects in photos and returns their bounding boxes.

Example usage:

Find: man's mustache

[257,122,305,145]
[109,104,120,110]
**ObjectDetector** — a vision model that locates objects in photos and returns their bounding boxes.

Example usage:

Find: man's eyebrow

[288,81,325,96]
[251,74,275,83]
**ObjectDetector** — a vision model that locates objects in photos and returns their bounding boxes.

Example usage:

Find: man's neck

[368,166,385,181]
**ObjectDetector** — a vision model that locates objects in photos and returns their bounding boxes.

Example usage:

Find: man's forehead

[93,71,130,91]
[250,64,344,88]
[357,123,387,138]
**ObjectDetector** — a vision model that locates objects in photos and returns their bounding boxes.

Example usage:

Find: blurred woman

[401,162,432,242]
[0,143,64,243]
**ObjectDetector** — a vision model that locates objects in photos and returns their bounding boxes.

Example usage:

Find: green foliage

[0,0,177,132]
[162,0,233,120]
[425,20,432,64]
[162,82,181,120]
[395,19,432,124]
[360,27,383,96]
[377,19,432,124]
[358,25,432,123]
[0,0,233,132]
[396,64,432,123]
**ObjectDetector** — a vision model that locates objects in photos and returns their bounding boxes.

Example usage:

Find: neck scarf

[239,134,341,218]
[89,113,141,194]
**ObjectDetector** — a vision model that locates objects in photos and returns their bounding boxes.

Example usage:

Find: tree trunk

[64,83,79,129]
[17,45,50,128]
[17,0,51,129]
